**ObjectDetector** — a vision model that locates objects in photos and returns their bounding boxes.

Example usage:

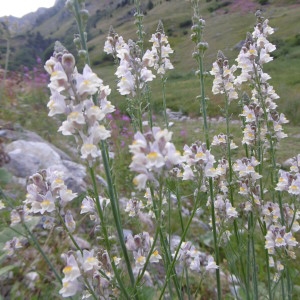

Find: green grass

[2,0,300,123]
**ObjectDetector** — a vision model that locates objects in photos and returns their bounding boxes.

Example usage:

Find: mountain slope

[1,0,300,121]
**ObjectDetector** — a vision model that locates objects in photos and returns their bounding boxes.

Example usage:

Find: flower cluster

[264,224,298,281]
[210,50,238,102]
[23,169,77,219]
[59,249,101,297]
[149,20,174,76]
[126,232,162,271]
[233,157,262,207]
[44,43,114,166]
[172,240,218,274]
[181,141,217,182]
[103,26,125,58]
[235,13,288,146]
[129,127,182,190]
[276,155,300,195]
[104,35,155,96]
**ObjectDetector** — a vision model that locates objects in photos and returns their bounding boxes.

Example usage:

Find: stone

[3,133,87,193]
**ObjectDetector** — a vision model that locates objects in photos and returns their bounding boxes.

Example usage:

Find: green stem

[150,185,182,299]
[99,141,137,295]
[57,211,82,255]
[198,55,210,148]
[162,78,169,129]
[73,0,90,66]
[89,167,132,300]
[250,213,258,299]
[209,177,222,300]
[158,193,200,299]
[22,222,62,284]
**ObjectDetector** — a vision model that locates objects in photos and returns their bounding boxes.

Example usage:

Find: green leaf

[0,217,40,249]
[0,168,12,185]
[0,265,15,277]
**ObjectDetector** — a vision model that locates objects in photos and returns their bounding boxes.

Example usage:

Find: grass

[2,0,300,123]
[1,1,300,298]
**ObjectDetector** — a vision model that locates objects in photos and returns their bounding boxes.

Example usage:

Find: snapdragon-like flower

[149,20,174,76]
[265,225,298,263]
[129,127,182,190]
[235,12,288,146]
[210,50,238,102]
[126,231,160,269]
[112,39,156,97]
[24,168,77,216]
[4,237,23,256]
[44,45,115,166]
[104,25,126,57]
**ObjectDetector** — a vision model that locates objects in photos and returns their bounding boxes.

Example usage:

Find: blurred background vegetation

[0,0,300,123]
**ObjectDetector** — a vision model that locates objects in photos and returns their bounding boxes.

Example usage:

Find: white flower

[65,210,76,233]
[81,196,95,214]
[117,71,135,95]
[86,105,105,122]
[80,249,99,272]
[59,279,79,298]
[39,191,56,214]
[150,250,162,263]
[62,255,81,282]
[80,136,101,161]
[0,200,5,210]
[47,91,67,116]
[133,174,148,190]
[206,255,219,270]
[59,188,77,205]
[75,64,103,96]
[89,123,111,143]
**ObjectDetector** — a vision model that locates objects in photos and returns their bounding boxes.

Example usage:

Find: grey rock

[4,134,87,193]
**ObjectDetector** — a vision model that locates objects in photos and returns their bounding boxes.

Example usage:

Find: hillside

[1,0,300,121]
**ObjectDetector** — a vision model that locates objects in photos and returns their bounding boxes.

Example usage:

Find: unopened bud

[191,24,199,32]
[190,33,197,42]
[62,53,76,74]
[73,36,81,48]
[156,20,165,34]
[192,51,199,58]
[199,18,206,27]
[80,9,89,22]
[65,0,74,10]
[197,42,209,52]
[78,50,87,59]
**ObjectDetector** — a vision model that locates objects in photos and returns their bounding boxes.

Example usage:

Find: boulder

[2,127,86,193]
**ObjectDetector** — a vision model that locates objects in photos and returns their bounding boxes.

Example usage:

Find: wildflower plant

[1,0,300,299]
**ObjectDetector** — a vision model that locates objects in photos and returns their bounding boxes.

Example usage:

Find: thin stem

[73,0,90,66]
[57,211,83,255]
[22,222,62,284]
[158,193,200,299]
[99,141,137,295]
[209,177,222,300]
[89,167,132,300]
[150,185,182,299]
[162,78,169,129]
[250,213,258,299]
[198,54,210,148]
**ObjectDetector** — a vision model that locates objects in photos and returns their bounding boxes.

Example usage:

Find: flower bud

[73,36,81,48]
[62,53,76,74]
[197,42,209,52]
[192,51,199,58]
[199,18,206,27]
[190,33,197,42]
[78,50,87,59]
[80,9,89,22]
[65,0,74,10]
[191,24,199,32]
